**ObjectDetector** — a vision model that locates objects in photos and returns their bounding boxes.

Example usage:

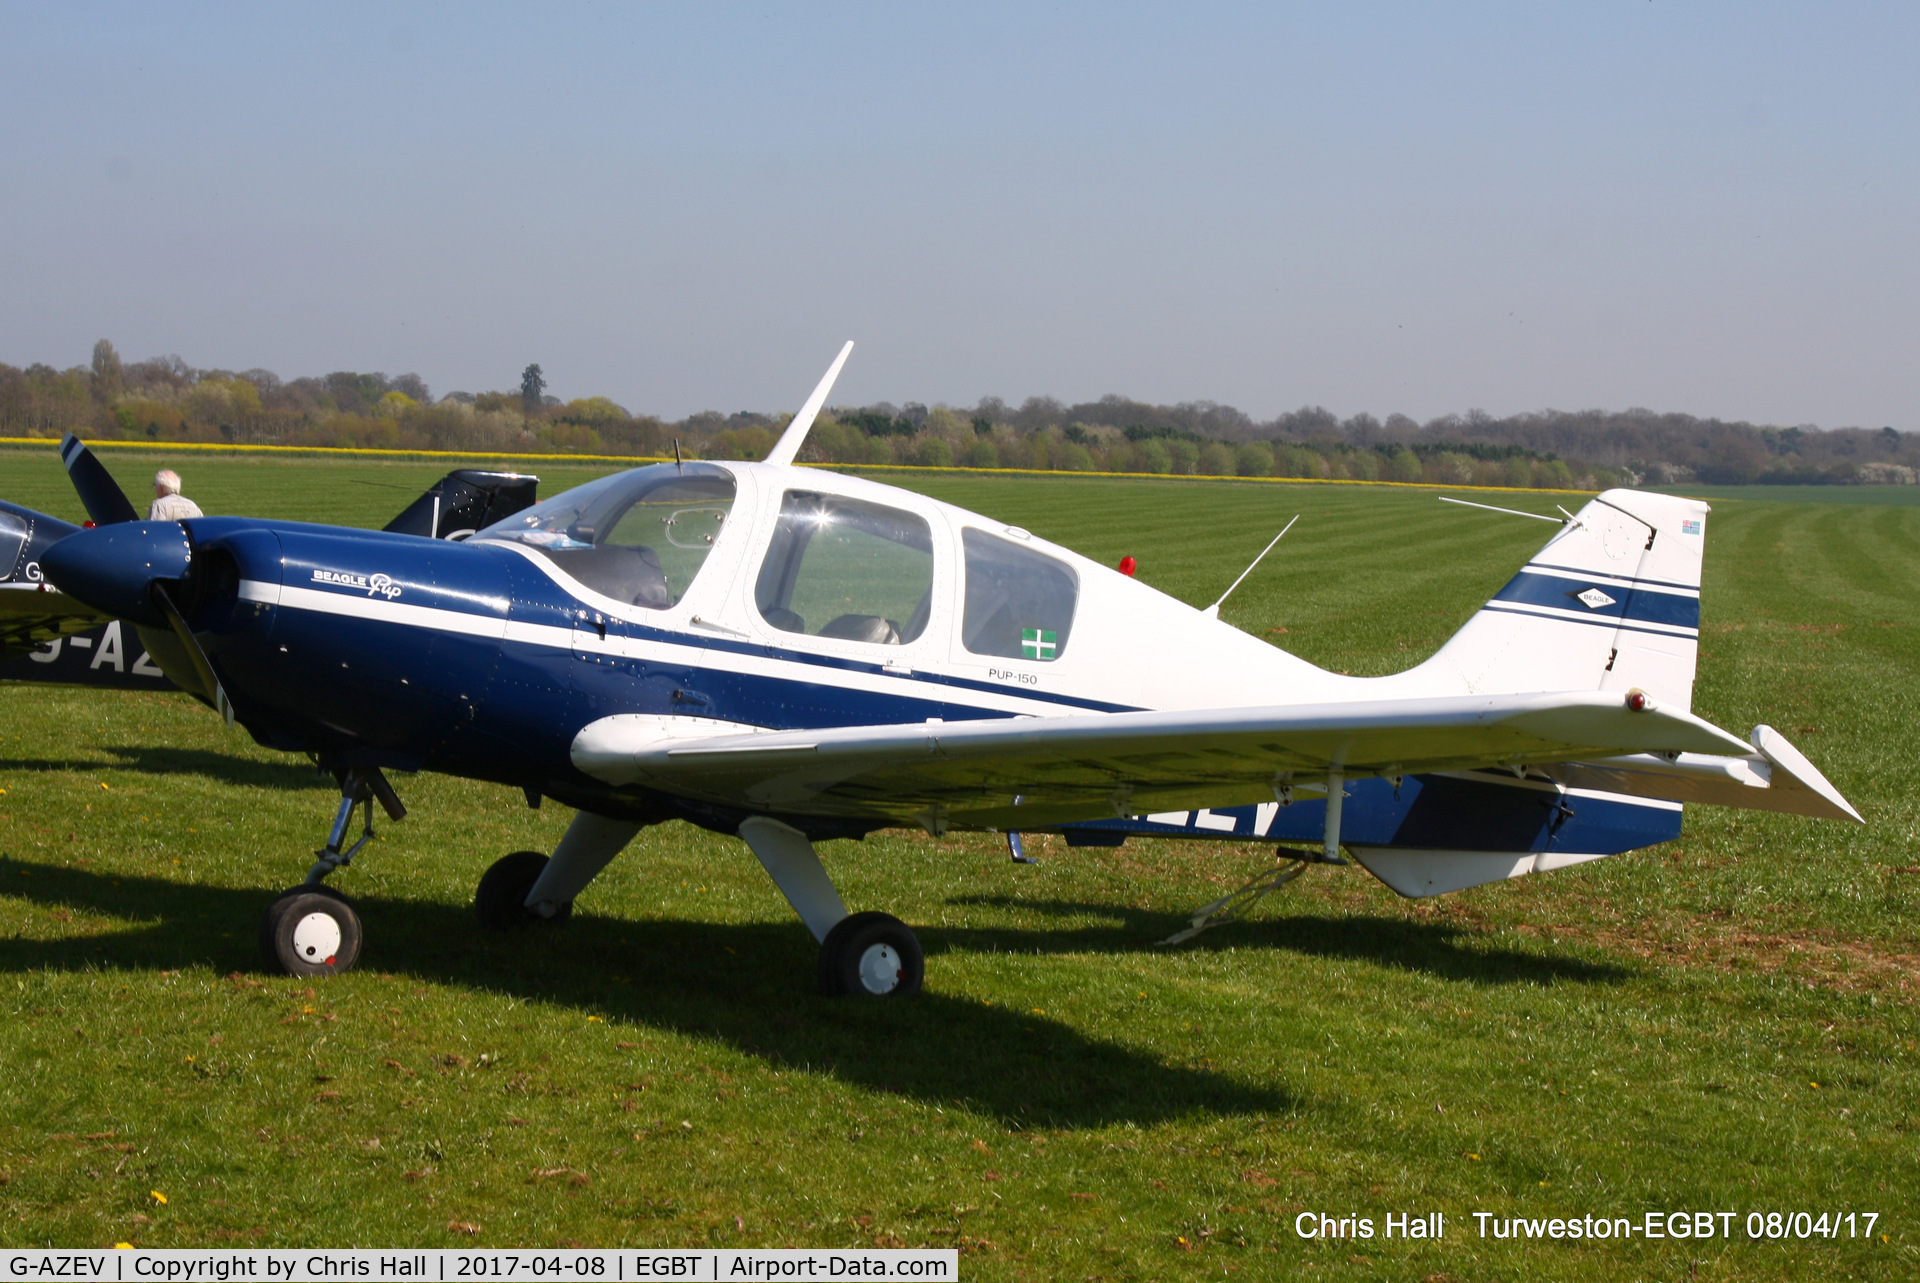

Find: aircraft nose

[39,520,193,626]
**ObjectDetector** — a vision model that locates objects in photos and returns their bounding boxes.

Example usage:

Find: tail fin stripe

[1477,603,1698,640]
[1492,575,1702,630]
[1528,561,1700,593]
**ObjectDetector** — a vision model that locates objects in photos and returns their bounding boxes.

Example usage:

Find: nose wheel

[260,885,363,976]
[258,765,405,976]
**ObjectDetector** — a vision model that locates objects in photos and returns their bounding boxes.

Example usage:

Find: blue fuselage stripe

[689,631,1136,713]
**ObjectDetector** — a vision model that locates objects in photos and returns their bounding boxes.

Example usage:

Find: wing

[0,583,114,659]
[570,690,1756,830]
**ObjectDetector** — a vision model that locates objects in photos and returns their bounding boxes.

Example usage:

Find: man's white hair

[154,469,182,496]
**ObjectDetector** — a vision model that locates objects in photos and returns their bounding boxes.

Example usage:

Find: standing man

[149,469,204,521]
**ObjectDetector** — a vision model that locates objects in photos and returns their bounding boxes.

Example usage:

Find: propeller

[148,580,234,726]
[59,435,140,526]
[45,437,235,723]
[38,518,235,727]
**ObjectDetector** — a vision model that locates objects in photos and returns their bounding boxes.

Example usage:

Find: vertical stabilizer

[1414,489,1709,709]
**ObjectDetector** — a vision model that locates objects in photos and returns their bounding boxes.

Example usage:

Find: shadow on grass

[0,746,324,790]
[943,895,1632,987]
[0,861,1289,1130]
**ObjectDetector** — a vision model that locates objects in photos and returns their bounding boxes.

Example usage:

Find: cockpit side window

[754,492,934,646]
[474,463,736,609]
[961,528,1078,661]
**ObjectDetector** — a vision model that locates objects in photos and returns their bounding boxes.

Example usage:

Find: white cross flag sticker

[1021,628,1057,660]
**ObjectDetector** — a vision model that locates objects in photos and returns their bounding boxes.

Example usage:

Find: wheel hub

[290,911,343,966]
[856,942,902,995]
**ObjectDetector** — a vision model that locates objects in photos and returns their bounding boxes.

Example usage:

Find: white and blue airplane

[30,344,1859,997]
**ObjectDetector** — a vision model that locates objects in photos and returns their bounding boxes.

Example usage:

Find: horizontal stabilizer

[1544,724,1861,823]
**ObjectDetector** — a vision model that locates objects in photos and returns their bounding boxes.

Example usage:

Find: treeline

[0,344,675,459]
[2,342,1913,488]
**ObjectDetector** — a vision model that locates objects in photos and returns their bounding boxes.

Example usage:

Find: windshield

[474,463,736,608]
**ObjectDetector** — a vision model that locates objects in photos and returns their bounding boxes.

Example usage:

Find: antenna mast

[1437,495,1568,524]
[1205,515,1298,618]
[764,341,855,467]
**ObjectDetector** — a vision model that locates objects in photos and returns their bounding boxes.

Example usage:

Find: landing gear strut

[738,816,924,998]
[259,767,406,976]
[474,811,643,930]
[475,851,566,930]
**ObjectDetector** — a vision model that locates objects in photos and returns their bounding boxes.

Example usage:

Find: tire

[475,850,572,931]
[261,888,362,976]
[817,911,923,998]
[259,883,351,970]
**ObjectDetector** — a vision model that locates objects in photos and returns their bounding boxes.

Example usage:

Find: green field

[0,448,1914,1280]
[1650,484,1920,507]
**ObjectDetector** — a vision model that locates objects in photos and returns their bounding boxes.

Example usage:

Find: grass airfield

[0,449,1913,1280]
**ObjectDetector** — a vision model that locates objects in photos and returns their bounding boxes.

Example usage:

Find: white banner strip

[1,1251,959,1283]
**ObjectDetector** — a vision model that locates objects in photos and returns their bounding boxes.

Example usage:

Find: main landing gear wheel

[475,850,573,930]
[260,885,363,976]
[817,911,924,998]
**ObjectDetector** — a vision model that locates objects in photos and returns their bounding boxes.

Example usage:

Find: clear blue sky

[2,2,1913,427]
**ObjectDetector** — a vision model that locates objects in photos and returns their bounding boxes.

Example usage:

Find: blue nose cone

[40,521,193,625]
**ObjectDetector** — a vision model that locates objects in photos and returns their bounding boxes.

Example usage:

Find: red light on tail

[1118,556,1136,577]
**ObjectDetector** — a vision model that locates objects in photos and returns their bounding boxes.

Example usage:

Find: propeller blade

[59,435,140,526]
[149,580,234,727]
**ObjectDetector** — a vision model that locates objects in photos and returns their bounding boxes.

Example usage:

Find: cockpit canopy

[473,461,1085,660]
[474,463,735,609]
